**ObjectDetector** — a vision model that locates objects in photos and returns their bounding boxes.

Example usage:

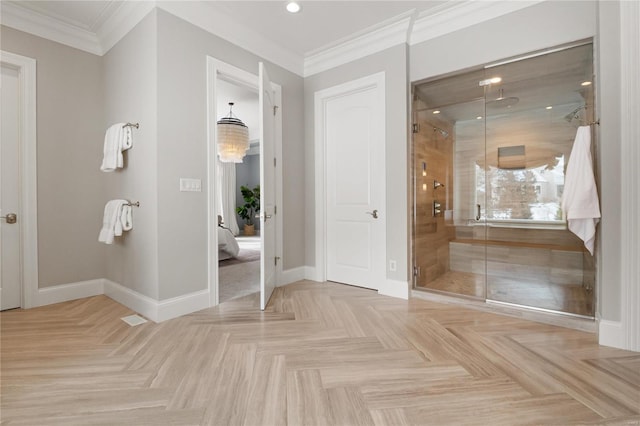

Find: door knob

[366,209,379,219]
[263,214,272,223]
[1,213,17,224]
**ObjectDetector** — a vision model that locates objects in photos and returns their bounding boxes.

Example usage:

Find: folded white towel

[100,124,133,172]
[98,200,129,244]
[561,126,601,255]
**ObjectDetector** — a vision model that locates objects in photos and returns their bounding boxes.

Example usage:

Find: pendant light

[217,102,249,163]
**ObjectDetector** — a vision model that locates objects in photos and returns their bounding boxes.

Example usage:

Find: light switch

[180,178,202,192]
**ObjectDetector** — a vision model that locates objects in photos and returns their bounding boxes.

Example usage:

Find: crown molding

[2,0,548,76]
[157,1,304,76]
[410,0,545,46]
[1,1,102,55]
[303,9,415,77]
[98,1,156,55]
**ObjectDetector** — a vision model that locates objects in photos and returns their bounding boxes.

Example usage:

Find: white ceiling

[205,1,443,57]
[1,1,543,76]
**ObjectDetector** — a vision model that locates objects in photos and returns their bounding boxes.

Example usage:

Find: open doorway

[207,57,283,309]
[216,79,261,303]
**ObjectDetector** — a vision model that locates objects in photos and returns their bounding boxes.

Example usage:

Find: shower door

[412,42,595,317]
[412,69,487,300]
[481,44,595,316]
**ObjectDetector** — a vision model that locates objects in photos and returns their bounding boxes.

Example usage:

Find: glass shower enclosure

[411,42,596,317]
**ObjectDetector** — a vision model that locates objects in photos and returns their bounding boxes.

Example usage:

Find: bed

[218,226,240,260]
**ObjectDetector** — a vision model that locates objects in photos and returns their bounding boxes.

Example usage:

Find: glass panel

[412,69,487,299]
[483,44,595,316]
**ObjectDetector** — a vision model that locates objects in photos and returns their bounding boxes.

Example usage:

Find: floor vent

[121,314,148,327]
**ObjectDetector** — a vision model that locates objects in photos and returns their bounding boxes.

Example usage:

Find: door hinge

[273,105,279,116]
[274,157,277,167]
[275,256,281,266]
[413,266,420,277]
[412,123,420,133]
[274,205,277,215]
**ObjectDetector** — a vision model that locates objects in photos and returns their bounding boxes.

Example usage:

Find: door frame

[313,72,386,284]
[0,51,38,309]
[206,56,282,307]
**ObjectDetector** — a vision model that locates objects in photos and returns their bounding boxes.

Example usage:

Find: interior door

[259,62,277,310]
[324,74,386,290]
[1,64,22,310]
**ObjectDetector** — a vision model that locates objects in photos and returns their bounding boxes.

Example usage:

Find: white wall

[155,10,305,299]
[304,44,410,284]
[0,25,106,288]
[103,11,159,299]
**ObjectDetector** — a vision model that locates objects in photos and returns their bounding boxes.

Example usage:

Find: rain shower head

[486,88,519,109]
[433,126,449,138]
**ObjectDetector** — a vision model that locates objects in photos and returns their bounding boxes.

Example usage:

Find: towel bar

[122,122,139,129]
[125,201,140,207]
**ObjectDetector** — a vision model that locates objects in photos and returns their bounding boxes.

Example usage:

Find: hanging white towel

[100,124,133,172]
[561,126,601,255]
[98,200,128,244]
[121,204,133,231]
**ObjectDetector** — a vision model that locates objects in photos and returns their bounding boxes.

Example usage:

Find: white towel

[561,126,601,255]
[100,124,133,172]
[121,205,133,231]
[98,200,129,244]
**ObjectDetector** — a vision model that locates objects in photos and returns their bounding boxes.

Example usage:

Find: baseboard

[378,279,410,300]
[598,319,625,349]
[103,280,210,323]
[36,279,104,307]
[280,266,306,286]
[103,279,159,322]
[304,266,322,282]
[156,289,210,322]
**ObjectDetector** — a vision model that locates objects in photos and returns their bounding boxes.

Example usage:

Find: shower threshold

[411,287,596,333]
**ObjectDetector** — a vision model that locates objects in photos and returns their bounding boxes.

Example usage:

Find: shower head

[564,105,585,122]
[486,88,519,109]
[433,126,449,138]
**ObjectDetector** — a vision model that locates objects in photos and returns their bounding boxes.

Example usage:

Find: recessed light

[479,77,502,86]
[546,106,553,110]
[581,81,592,86]
[476,116,483,120]
[286,1,301,13]
[433,110,440,114]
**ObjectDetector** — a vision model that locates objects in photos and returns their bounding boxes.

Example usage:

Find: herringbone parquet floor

[1,281,639,425]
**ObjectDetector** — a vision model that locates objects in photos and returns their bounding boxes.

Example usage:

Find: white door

[259,62,277,310]
[321,73,386,290]
[1,64,22,310]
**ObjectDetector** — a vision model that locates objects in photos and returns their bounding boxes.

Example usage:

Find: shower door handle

[475,204,481,221]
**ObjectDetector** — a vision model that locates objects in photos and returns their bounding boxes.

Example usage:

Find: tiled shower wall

[413,99,455,287]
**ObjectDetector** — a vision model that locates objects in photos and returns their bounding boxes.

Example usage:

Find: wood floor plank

[2,282,638,425]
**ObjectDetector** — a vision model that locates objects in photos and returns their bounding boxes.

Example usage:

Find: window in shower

[412,42,596,317]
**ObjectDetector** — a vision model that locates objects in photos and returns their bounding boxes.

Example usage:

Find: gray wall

[156,10,305,299]
[410,1,597,82]
[596,1,621,322]
[304,44,410,284]
[102,11,160,299]
[0,25,106,288]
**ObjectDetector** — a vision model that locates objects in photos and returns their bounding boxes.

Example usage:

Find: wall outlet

[389,260,397,272]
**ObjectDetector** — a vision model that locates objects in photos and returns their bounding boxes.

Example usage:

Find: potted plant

[236,185,260,236]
